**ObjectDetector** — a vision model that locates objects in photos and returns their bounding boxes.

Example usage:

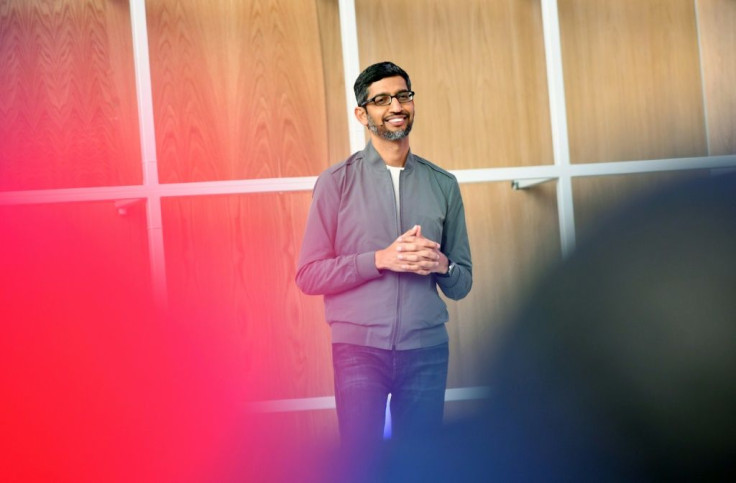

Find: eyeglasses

[360,91,415,107]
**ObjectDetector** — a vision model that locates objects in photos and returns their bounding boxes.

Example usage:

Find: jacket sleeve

[295,171,382,295]
[435,179,472,300]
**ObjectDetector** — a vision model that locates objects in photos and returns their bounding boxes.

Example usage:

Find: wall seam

[693,0,712,156]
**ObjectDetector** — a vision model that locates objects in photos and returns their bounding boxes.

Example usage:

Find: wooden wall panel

[147,0,330,182]
[559,0,707,164]
[697,0,736,155]
[573,171,709,242]
[446,182,561,388]
[0,0,141,191]
[161,192,333,401]
[355,0,553,169]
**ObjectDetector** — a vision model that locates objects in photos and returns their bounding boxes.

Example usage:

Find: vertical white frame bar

[338,0,365,154]
[541,0,576,257]
[129,0,168,311]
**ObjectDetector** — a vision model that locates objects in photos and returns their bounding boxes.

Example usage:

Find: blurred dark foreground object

[361,172,736,482]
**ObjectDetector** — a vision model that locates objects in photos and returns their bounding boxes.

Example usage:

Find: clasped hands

[375,225,448,276]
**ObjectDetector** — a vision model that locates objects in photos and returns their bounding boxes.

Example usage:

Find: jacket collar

[363,141,415,172]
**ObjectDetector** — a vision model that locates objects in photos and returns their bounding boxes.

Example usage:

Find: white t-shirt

[386,165,404,215]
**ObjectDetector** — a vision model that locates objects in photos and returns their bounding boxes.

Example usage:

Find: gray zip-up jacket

[296,142,472,350]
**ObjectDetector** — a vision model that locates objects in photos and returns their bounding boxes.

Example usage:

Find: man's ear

[354,106,368,126]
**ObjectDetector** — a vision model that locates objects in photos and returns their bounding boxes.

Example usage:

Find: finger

[406,235,440,249]
[399,240,440,253]
[419,250,440,261]
[401,265,431,275]
[396,225,419,243]
[401,258,439,270]
[420,259,440,269]
[404,225,419,237]
[418,239,441,250]
[401,251,439,262]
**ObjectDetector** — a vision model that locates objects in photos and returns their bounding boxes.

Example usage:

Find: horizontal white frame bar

[247,386,493,413]
[0,177,317,205]
[0,185,150,205]
[455,155,736,184]
[568,155,736,177]
[2,155,735,206]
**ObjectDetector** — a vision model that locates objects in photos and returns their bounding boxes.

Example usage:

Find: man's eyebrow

[371,89,410,96]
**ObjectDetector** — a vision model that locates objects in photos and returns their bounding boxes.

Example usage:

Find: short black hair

[353,61,411,107]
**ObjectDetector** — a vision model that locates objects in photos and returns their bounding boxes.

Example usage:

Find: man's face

[361,76,414,141]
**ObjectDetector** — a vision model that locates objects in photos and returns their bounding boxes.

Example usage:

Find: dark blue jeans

[331,342,449,453]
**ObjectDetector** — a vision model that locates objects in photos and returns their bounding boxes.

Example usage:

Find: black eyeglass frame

[359,91,415,108]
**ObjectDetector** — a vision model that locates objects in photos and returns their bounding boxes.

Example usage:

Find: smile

[385,116,407,126]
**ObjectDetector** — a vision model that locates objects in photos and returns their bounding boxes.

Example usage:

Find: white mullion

[338,0,364,154]
[555,176,576,257]
[541,0,576,257]
[130,0,168,312]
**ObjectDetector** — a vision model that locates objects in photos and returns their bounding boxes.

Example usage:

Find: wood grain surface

[559,0,707,164]
[0,0,141,190]
[161,192,332,401]
[146,0,330,182]
[315,0,350,165]
[355,0,553,169]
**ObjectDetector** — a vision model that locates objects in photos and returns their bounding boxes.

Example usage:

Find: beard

[366,112,413,141]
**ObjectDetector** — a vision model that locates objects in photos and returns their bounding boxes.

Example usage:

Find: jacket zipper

[390,168,403,350]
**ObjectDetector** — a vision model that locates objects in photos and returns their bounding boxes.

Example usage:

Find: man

[295,61,472,456]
